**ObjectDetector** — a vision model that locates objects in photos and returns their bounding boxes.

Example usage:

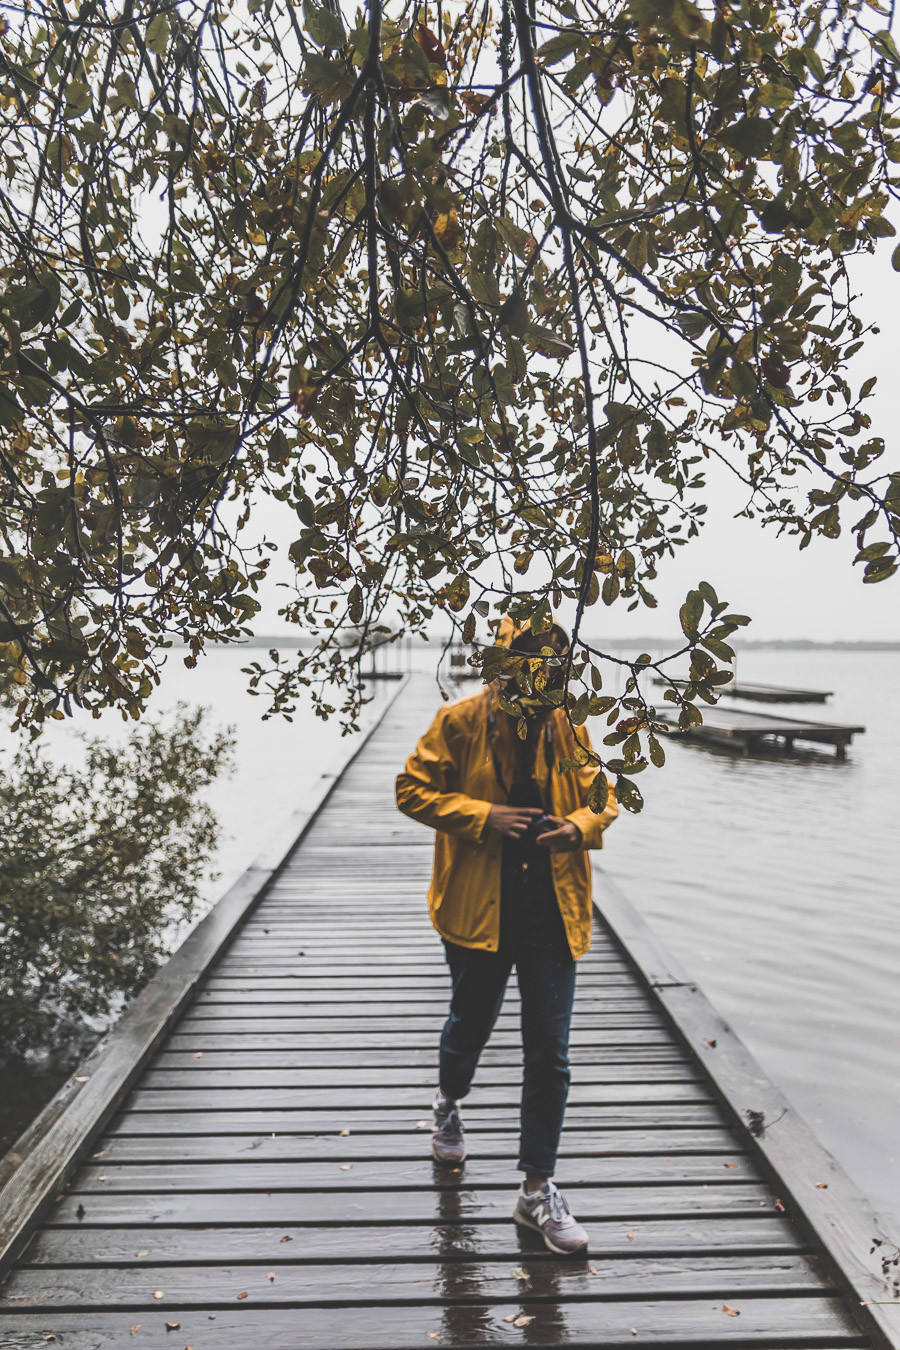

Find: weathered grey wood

[0,681,409,1276]
[138,1065,700,1088]
[156,1027,680,1047]
[121,1082,714,1110]
[69,1154,760,1193]
[106,1103,727,1135]
[81,1126,745,1163]
[149,1055,692,1078]
[18,1216,805,1266]
[652,676,833,705]
[654,704,864,756]
[0,1298,867,1347]
[0,1252,831,1309]
[594,868,899,1350]
[45,1182,779,1225]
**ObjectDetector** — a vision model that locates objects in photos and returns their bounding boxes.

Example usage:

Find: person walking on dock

[396,618,618,1255]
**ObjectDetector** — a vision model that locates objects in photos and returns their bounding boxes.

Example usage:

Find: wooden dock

[652,678,833,705]
[0,677,897,1348]
[655,704,865,758]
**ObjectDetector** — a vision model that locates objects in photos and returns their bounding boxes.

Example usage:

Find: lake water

[4,642,898,1227]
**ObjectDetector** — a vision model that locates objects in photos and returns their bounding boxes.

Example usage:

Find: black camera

[525,813,555,840]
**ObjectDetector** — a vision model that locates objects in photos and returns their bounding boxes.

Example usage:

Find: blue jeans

[438,859,577,1178]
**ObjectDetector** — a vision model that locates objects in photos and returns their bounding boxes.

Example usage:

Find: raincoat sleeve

[564,724,619,849]
[396,705,494,842]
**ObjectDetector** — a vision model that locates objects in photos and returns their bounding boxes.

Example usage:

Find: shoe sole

[513,1206,589,1256]
[431,1143,467,1164]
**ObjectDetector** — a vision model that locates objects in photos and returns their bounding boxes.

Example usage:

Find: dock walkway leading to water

[0,677,897,1348]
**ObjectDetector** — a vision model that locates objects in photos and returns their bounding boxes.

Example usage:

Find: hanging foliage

[1,0,898,808]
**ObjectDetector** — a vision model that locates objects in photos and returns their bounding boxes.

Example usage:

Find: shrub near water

[0,705,234,1052]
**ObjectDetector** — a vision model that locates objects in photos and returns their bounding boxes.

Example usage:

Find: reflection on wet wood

[0,1298,867,1347]
[0,680,880,1347]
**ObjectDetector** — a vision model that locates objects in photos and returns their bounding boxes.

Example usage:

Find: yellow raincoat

[396,667,617,960]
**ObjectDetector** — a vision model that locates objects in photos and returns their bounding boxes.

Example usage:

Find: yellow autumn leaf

[434,209,459,250]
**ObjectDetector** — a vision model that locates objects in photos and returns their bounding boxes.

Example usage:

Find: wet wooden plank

[0,1252,832,1310]
[191,985,652,1004]
[20,1216,806,1266]
[149,1057,694,1080]
[82,1127,745,1163]
[105,1103,733,1135]
[0,1297,868,1347]
[121,1082,714,1111]
[70,1154,759,1193]
[138,1065,701,1088]
[46,1184,779,1226]
[157,1028,681,1048]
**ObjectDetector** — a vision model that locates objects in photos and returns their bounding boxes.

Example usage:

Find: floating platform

[0,677,895,1348]
[656,703,864,758]
[653,678,833,705]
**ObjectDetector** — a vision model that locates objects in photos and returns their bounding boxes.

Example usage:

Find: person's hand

[486,805,543,839]
[535,815,583,852]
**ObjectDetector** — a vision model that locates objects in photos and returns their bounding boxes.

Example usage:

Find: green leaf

[717,116,774,159]
[0,385,24,428]
[1,275,61,330]
[145,11,170,55]
[303,0,347,48]
[535,31,582,66]
[587,770,609,814]
[571,690,590,726]
[679,589,704,637]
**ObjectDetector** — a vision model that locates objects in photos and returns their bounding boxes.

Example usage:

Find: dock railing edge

[594,864,900,1350]
[0,675,410,1279]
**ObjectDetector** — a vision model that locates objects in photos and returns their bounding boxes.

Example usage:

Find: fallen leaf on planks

[279,1235,293,1243]
[510,1267,530,1281]
[589,1265,596,1275]
[165,1322,181,1331]
[427,1333,441,1343]
[267,1273,275,1281]
[816,1182,828,1189]
[625,1231,635,1240]
[775,1198,786,1212]
[704,1038,717,1048]
[340,1164,353,1171]
[74,1076,89,1082]
[723,1162,736,1169]
[339,1127,351,1136]
[153,1291,164,1299]
[236,1291,248,1300]
[514,1315,535,1327]
[136,1251,150,1257]
[723,1304,740,1317]
[129,1326,141,1335]
[42,1337,56,1343]
[415,1120,428,1129]
[192,1052,203,1059]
